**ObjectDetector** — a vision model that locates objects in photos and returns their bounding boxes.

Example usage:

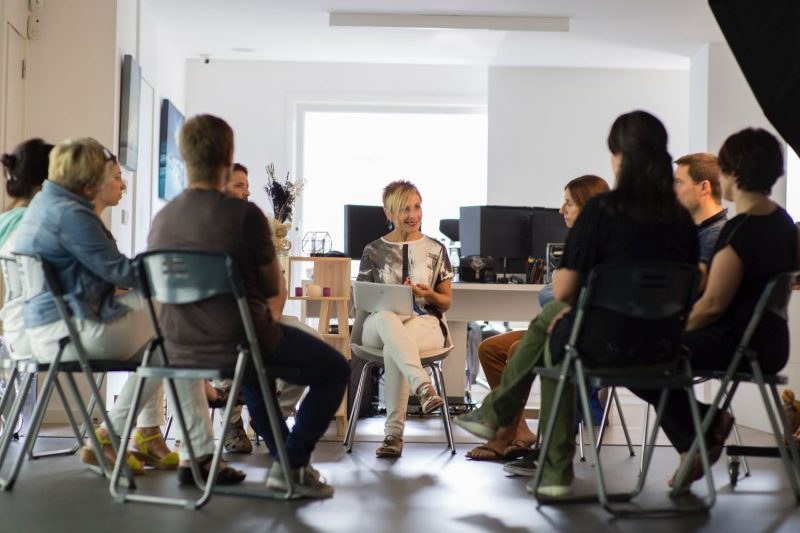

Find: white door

[2,23,26,211]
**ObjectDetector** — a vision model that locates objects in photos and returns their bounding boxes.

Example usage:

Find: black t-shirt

[685,206,798,373]
[712,207,797,329]
[549,192,699,366]
[148,188,280,368]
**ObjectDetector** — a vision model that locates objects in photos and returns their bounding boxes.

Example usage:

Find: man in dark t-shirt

[673,153,727,289]
[148,114,349,499]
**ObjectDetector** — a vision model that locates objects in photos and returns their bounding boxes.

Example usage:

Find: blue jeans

[242,324,350,468]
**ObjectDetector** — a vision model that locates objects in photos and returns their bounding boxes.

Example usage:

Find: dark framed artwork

[119,54,141,171]
[158,99,186,200]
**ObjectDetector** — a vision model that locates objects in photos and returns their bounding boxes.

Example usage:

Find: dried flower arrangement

[263,163,305,223]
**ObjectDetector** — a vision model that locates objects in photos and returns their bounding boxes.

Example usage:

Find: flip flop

[465,444,506,461]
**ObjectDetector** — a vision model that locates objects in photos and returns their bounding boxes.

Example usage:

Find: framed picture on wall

[158,99,186,200]
[119,54,141,171]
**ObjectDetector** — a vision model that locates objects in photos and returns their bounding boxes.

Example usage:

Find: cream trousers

[362,311,445,437]
[28,291,214,459]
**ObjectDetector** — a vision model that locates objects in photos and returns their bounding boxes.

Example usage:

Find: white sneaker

[527,480,573,497]
[266,462,334,499]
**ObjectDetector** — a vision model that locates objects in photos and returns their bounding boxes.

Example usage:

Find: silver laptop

[353,281,414,315]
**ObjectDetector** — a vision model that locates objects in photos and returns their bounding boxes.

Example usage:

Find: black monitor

[459,206,532,274]
[439,219,459,242]
[531,207,568,260]
[344,205,390,259]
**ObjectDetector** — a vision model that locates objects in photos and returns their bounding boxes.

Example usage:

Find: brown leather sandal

[375,435,403,458]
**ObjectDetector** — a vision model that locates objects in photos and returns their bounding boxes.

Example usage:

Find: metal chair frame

[110,250,296,509]
[531,262,713,516]
[674,270,800,501]
[0,253,137,490]
[344,309,456,455]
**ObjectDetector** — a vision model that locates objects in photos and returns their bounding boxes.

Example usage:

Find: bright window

[298,108,488,265]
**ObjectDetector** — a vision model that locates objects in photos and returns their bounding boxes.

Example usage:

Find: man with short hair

[214,161,253,454]
[673,153,727,288]
[225,162,250,200]
[149,114,349,499]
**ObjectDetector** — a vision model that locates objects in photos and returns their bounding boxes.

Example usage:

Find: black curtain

[710,0,800,154]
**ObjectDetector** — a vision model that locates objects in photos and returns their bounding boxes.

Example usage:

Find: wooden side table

[286,256,351,435]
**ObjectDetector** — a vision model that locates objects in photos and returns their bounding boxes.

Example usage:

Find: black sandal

[177,455,246,486]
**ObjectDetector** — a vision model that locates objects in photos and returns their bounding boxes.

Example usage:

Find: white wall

[112,0,186,255]
[25,0,117,146]
[488,67,690,208]
[185,61,488,222]
[689,42,786,209]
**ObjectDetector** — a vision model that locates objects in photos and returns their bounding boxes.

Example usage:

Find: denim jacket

[14,181,136,327]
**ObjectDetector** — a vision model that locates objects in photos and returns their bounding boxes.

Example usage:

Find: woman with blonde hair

[13,138,242,483]
[357,180,454,457]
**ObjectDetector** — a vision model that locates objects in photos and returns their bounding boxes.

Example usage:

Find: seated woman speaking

[357,180,454,458]
[13,138,226,480]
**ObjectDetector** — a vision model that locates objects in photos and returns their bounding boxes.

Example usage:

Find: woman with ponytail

[455,111,698,497]
[0,138,53,357]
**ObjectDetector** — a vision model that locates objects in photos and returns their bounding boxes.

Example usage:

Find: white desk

[442,283,544,398]
[442,284,800,430]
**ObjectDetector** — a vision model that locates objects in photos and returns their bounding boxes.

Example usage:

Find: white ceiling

[147,0,725,69]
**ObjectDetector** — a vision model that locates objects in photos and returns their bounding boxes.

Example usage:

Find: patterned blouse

[357,235,454,315]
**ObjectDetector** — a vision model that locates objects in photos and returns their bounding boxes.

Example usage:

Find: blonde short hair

[382,180,421,221]
[48,138,109,193]
[179,114,234,184]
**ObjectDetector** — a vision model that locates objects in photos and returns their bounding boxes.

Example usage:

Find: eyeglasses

[101,146,117,164]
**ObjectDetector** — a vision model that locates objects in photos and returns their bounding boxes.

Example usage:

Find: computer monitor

[344,205,391,259]
[531,207,568,260]
[459,206,533,274]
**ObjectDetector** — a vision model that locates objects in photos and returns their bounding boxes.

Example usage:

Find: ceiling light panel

[329,13,570,32]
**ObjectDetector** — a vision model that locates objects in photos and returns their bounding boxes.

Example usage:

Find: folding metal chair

[531,262,712,516]
[343,310,456,455]
[676,270,800,501]
[0,253,138,491]
[577,386,635,463]
[110,250,295,509]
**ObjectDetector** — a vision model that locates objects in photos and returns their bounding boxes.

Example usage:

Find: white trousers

[362,311,444,437]
[28,291,214,459]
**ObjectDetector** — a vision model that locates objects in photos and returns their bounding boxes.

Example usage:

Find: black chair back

[736,271,798,353]
[566,262,698,367]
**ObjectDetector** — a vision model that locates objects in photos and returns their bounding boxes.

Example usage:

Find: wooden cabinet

[286,256,351,435]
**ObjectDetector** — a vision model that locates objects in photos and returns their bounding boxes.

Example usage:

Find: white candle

[306,284,323,298]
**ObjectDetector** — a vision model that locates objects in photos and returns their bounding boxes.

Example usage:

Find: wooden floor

[1,418,799,533]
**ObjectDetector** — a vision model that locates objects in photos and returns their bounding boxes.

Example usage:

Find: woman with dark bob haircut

[455,110,698,496]
[634,127,799,491]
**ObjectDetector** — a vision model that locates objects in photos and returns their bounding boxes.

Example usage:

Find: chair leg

[28,377,85,459]
[343,362,373,452]
[725,402,750,477]
[667,384,716,512]
[530,357,574,503]
[639,403,650,475]
[611,388,635,457]
[0,371,34,491]
[429,362,455,454]
[578,421,585,461]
